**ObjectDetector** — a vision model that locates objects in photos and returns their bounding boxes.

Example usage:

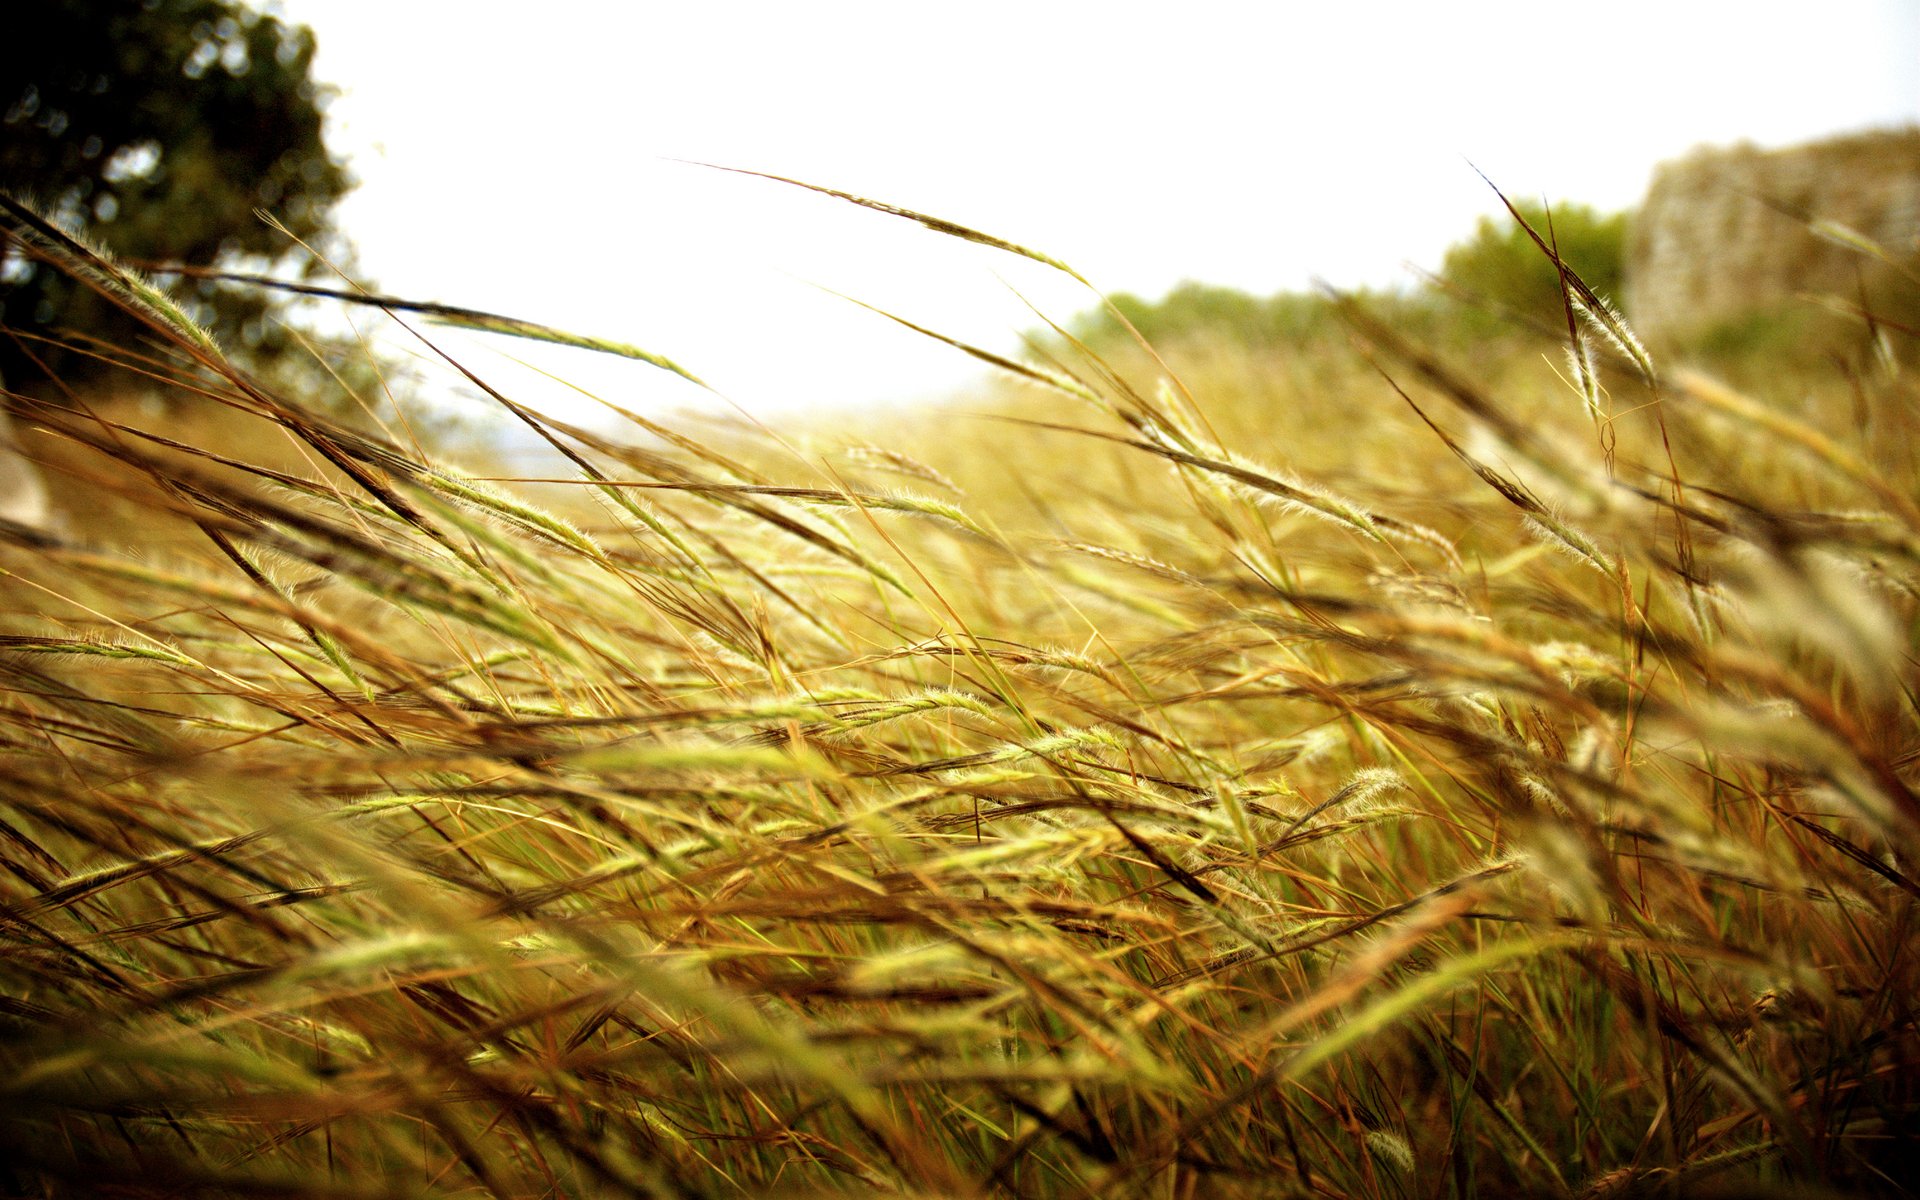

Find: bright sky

[273,1,1920,427]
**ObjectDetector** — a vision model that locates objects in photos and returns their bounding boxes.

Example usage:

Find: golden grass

[1,186,1916,1198]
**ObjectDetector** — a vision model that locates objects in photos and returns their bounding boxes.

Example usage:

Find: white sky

[272,1,1920,427]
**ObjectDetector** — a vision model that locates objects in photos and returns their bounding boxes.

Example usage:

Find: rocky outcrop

[1624,127,1920,349]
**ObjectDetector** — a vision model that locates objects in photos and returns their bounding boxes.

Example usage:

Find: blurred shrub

[1435,200,1630,332]
[1077,282,1446,355]
[1102,283,1340,346]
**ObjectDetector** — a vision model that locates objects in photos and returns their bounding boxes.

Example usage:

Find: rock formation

[1624,127,1920,351]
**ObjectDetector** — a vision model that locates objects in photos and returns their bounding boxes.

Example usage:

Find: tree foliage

[0,0,350,383]
[1436,200,1629,329]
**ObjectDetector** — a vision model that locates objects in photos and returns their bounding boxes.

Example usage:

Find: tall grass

[1,186,1915,1199]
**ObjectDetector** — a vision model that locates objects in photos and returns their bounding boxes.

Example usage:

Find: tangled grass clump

[0,186,1916,1198]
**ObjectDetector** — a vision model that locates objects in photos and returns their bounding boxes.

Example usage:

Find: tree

[1436,200,1629,332]
[0,0,350,384]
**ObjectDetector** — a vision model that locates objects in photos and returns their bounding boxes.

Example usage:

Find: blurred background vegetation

[1075,200,1632,354]
[0,0,350,390]
[8,2,1914,435]
[1067,198,1635,372]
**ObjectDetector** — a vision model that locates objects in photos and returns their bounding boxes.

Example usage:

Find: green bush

[1436,200,1629,332]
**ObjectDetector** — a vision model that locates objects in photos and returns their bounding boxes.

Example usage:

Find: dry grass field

[1,187,1916,1198]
